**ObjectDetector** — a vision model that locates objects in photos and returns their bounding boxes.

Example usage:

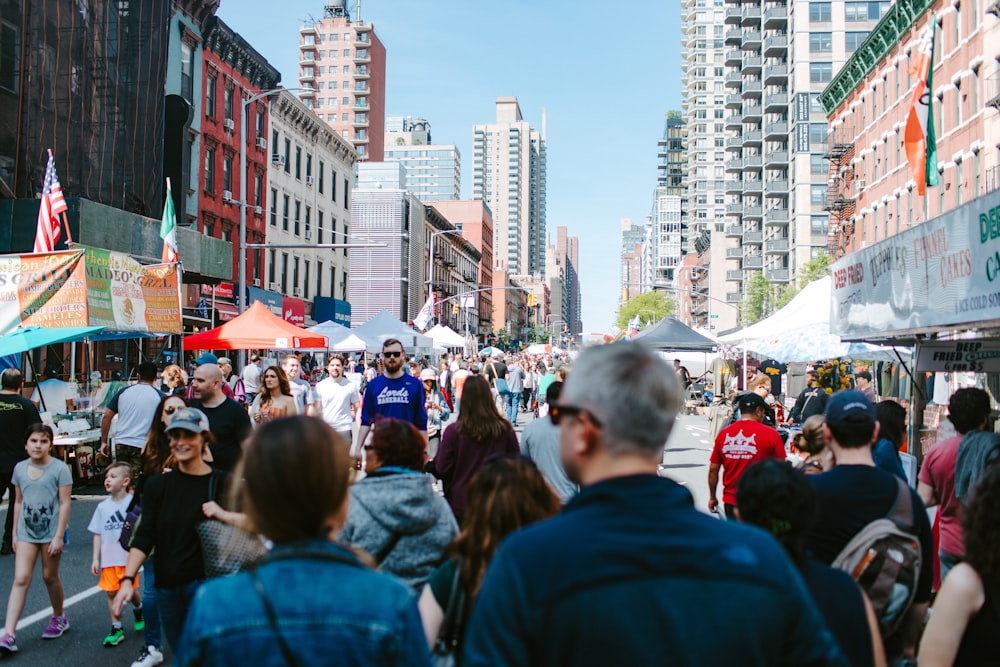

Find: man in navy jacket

[462,342,847,667]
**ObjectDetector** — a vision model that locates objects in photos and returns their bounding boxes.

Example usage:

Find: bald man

[188,363,252,472]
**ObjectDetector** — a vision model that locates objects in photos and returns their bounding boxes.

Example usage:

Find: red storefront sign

[200,282,235,300]
[282,296,305,327]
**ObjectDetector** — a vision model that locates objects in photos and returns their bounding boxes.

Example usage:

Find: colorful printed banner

[82,246,181,333]
[0,250,89,333]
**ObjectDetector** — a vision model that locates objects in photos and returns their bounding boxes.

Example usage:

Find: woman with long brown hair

[418,456,559,655]
[433,375,519,524]
[249,365,297,425]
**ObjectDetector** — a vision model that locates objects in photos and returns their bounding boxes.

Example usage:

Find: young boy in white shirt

[88,462,143,647]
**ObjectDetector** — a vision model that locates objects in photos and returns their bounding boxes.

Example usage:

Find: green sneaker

[103,626,125,647]
[133,607,145,632]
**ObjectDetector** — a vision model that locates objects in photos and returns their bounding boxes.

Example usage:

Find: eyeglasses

[382,351,403,358]
[164,405,180,415]
[549,404,602,428]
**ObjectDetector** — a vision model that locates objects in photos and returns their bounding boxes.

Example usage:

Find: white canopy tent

[356,310,435,353]
[425,324,466,349]
[719,277,832,344]
[306,321,381,353]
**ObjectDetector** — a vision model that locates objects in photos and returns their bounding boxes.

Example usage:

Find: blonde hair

[792,414,826,455]
[748,373,770,391]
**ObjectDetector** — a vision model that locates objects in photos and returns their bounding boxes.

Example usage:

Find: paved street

[660,412,716,514]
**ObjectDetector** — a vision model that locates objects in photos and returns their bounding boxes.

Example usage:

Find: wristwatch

[120,574,135,584]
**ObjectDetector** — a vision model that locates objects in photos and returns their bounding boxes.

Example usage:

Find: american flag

[33,152,67,253]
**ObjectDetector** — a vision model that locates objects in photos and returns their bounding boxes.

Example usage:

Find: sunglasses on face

[382,351,403,358]
[164,405,180,415]
[549,404,603,428]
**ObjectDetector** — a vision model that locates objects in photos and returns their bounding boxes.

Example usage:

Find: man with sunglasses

[355,339,427,455]
[462,342,847,667]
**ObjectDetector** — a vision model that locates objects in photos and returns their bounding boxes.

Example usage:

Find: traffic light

[527,293,537,307]
[452,304,460,315]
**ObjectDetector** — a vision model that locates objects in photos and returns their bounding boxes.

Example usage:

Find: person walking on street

[505,361,524,425]
[188,364,252,473]
[461,342,848,667]
[356,339,427,454]
[520,382,577,504]
[708,392,786,519]
[240,354,262,403]
[315,355,361,447]
[282,354,318,416]
[0,370,41,555]
[788,370,829,426]
[100,362,163,480]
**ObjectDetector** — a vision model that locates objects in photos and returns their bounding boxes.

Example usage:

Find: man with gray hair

[462,342,847,667]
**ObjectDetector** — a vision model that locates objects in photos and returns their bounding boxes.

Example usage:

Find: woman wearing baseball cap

[112,407,241,656]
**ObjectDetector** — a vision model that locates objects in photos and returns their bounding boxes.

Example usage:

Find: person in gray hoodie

[340,419,458,588]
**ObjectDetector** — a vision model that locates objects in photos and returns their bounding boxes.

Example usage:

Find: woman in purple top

[433,376,518,525]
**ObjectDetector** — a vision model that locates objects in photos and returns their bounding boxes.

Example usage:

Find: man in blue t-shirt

[355,338,427,456]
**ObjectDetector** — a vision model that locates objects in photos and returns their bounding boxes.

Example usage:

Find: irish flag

[160,178,178,263]
[904,20,939,196]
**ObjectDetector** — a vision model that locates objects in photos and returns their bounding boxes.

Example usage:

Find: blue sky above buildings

[219,0,682,332]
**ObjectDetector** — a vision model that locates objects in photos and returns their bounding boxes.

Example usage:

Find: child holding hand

[88,462,143,647]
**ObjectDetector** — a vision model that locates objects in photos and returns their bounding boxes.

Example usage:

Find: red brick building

[200,17,280,285]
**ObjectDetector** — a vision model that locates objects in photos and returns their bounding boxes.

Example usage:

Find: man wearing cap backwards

[188,364,251,473]
[805,390,934,663]
[314,354,361,446]
[708,391,786,519]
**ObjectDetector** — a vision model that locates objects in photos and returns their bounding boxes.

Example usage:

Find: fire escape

[824,122,856,258]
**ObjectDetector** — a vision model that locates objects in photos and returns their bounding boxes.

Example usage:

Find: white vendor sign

[915,340,1000,373]
[830,189,1000,340]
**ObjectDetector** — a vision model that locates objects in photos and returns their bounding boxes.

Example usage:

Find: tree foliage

[616,291,677,329]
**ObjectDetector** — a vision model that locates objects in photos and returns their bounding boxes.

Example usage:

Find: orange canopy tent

[182,301,328,350]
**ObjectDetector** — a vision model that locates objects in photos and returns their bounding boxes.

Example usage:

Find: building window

[809,62,833,83]
[272,130,279,156]
[306,153,313,180]
[810,184,827,208]
[811,154,827,174]
[254,173,263,207]
[304,261,311,300]
[256,109,265,140]
[295,147,302,179]
[845,1,890,21]
[809,124,827,147]
[809,2,832,22]
[331,173,337,202]
[811,215,829,235]
[270,188,278,226]
[180,43,193,102]
[282,253,289,293]
[283,139,291,173]
[222,155,232,194]
[343,178,349,209]
[809,32,833,53]
[269,249,276,285]
[0,21,20,92]
[845,31,867,53]
[294,200,301,236]
[282,195,290,231]
[317,261,324,295]
[206,74,216,118]
[318,161,325,193]
[305,206,311,237]
[293,257,300,293]
[317,211,324,244]
[204,146,215,193]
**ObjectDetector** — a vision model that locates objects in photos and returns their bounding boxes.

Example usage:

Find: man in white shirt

[31,366,80,414]
[282,353,318,415]
[314,355,361,447]
[241,353,262,401]
[99,362,162,478]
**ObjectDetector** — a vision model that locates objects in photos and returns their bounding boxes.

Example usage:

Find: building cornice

[203,17,280,90]
[820,0,935,116]
[271,91,357,166]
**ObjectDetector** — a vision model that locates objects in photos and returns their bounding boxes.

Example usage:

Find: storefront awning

[215,303,240,322]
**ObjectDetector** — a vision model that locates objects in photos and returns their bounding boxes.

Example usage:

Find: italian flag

[160,178,179,263]
[904,19,939,196]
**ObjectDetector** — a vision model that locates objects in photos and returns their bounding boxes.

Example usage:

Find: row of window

[202,145,265,205]
[808,1,890,23]
[303,32,356,45]
[266,249,348,302]
[807,31,870,54]
[268,188,350,248]
[269,130,351,206]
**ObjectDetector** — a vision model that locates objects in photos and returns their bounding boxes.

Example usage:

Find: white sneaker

[131,645,164,667]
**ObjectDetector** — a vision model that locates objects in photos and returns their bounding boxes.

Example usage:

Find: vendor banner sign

[915,340,1000,373]
[0,247,182,336]
[831,189,1000,340]
[0,250,89,333]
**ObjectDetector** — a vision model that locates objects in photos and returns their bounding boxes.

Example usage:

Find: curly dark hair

[736,459,816,565]
[948,388,992,435]
[370,418,426,471]
[963,464,1000,583]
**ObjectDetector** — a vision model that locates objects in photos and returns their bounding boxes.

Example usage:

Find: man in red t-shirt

[709,392,786,519]
[917,387,992,581]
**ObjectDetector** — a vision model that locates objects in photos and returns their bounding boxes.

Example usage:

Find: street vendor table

[53,429,101,485]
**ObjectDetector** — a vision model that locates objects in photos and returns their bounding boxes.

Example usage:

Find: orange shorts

[99,566,134,593]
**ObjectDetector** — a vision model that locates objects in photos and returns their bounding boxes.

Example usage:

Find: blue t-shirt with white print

[360,374,428,430]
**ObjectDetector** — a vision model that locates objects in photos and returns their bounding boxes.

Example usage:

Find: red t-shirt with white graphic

[711,419,786,505]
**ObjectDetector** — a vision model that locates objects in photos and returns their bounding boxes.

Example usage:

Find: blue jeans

[143,557,162,650]
[939,550,962,583]
[157,579,204,652]
[504,392,519,424]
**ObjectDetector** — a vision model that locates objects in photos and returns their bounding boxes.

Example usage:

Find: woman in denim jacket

[174,416,432,667]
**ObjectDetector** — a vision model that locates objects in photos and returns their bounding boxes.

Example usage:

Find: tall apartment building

[472,96,547,277]
[620,218,647,305]
[680,0,740,332]
[298,1,386,161]
[384,117,461,200]
[722,0,884,304]
[555,226,582,335]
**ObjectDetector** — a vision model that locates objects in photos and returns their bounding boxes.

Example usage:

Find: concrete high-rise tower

[298,1,386,161]
[472,97,547,277]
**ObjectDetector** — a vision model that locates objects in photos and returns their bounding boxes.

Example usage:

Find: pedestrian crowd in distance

[0,342,998,666]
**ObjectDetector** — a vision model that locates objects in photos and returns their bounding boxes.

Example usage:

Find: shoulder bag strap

[437,561,467,650]
[251,570,301,667]
[889,476,916,530]
[374,530,403,565]
[207,470,218,503]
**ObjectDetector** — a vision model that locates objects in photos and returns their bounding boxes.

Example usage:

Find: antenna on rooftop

[298,13,319,25]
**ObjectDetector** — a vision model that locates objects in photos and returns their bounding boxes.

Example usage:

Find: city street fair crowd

[0,341,996,666]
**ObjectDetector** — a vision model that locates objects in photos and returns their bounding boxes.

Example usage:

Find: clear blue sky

[218,0,682,333]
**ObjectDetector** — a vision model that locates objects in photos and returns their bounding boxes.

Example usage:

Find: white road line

[17,585,103,630]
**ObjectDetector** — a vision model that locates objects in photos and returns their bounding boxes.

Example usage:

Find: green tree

[615,291,676,329]
[741,272,771,325]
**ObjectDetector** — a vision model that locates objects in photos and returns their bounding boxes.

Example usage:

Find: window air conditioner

[306,176,315,186]
[253,206,263,215]
[252,278,261,287]
[304,230,312,240]
[256,137,267,149]
[269,282,281,291]
[222,190,233,203]
[292,289,302,298]
[223,118,235,131]
[272,155,286,167]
